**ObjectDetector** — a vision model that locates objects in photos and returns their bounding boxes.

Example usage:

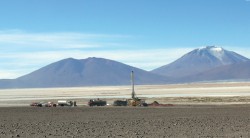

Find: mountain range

[1,46,250,88]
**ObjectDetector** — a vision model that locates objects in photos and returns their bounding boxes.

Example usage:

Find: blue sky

[0,0,250,79]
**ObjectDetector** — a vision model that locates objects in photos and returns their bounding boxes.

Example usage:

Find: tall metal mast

[131,71,135,99]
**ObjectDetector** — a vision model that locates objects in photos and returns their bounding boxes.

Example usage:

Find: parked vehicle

[88,99,107,106]
[113,100,127,106]
[57,100,76,107]
[30,102,42,107]
[30,101,57,107]
[45,102,57,107]
[127,71,147,107]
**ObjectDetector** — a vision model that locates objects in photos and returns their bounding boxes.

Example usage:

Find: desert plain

[1,82,250,137]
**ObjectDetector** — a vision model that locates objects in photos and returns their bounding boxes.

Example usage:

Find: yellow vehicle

[127,71,147,107]
[127,98,146,106]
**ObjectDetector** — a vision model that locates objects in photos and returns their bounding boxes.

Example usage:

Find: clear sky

[0,0,250,79]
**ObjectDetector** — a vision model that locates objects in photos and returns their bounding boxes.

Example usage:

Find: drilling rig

[127,71,146,106]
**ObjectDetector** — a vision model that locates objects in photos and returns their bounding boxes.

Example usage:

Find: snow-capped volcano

[195,46,247,65]
[152,46,249,78]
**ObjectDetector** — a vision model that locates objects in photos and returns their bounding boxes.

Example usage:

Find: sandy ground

[1,83,250,137]
[1,82,250,106]
[0,105,250,138]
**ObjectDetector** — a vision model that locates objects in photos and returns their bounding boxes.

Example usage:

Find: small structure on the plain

[113,99,128,106]
[57,100,76,107]
[30,101,57,107]
[126,71,147,106]
[88,98,107,106]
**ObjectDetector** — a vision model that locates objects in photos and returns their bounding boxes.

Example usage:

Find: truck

[113,100,128,106]
[57,100,76,107]
[88,99,107,106]
[127,71,147,106]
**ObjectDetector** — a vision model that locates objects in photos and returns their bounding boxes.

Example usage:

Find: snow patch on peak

[198,46,223,51]
[197,46,225,61]
[207,47,224,61]
[210,47,223,52]
[198,46,206,50]
[210,51,224,61]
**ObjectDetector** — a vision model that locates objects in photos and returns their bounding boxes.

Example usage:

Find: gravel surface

[0,105,250,138]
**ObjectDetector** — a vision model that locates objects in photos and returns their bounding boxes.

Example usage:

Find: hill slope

[152,46,249,78]
[179,61,250,82]
[1,57,170,88]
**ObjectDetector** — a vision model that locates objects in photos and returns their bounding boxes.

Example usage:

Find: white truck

[57,100,76,107]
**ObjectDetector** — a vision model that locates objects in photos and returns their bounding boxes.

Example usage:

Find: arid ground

[1,82,250,137]
[0,106,250,138]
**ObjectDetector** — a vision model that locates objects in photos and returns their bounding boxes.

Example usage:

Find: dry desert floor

[1,82,250,137]
[0,106,250,138]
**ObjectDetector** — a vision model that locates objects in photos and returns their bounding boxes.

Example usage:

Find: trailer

[57,100,76,107]
[30,101,56,107]
[88,99,107,106]
[113,100,127,106]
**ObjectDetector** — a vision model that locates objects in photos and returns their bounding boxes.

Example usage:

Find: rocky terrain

[0,105,250,138]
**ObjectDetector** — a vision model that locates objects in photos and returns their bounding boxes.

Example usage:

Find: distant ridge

[180,61,250,82]
[0,57,170,88]
[152,46,249,78]
[1,46,250,89]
